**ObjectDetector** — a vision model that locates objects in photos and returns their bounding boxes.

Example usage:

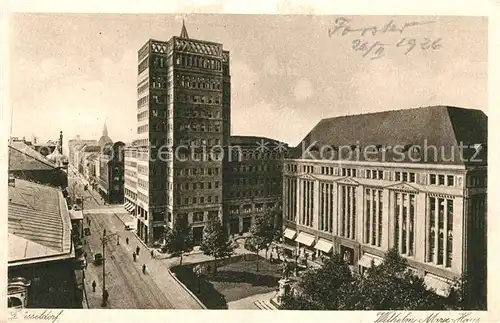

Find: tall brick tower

[133,21,231,245]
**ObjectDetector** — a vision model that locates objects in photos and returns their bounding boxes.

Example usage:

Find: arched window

[8,297,23,308]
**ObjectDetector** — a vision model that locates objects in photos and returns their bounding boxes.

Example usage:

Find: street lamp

[292,248,299,276]
[100,228,118,307]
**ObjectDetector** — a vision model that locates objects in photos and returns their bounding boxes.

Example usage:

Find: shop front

[313,238,334,260]
[295,232,316,263]
[357,252,383,276]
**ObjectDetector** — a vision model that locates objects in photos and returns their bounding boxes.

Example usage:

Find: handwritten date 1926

[396,37,442,55]
[352,37,443,60]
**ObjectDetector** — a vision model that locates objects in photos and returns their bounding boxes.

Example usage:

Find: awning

[283,228,297,240]
[358,254,383,268]
[124,202,135,212]
[295,232,315,247]
[424,274,451,297]
[69,210,84,220]
[314,239,333,253]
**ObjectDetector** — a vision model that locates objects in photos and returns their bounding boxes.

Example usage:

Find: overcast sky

[9,14,487,147]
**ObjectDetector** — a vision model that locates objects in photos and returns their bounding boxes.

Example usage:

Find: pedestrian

[270,253,274,263]
[136,246,140,255]
[84,251,87,259]
[92,280,96,292]
[142,264,147,274]
[133,252,136,262]
[88,218,91,226]
[126,237,129,245]
[117,237,120,246]
[151,250,154,259]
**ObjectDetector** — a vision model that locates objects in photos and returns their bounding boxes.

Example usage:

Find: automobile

[94,253,103,265]
[124,222,135,231]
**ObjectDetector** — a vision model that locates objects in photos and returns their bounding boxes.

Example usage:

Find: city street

[69,172,202,309]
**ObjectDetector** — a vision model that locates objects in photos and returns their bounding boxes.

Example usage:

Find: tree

[245,214,280,271]
[281,248,448,310]
[358,248,445,310]
[163,215,194,265]
[200,217,234,272]
[281,253,357,310]
[447,272,486,310]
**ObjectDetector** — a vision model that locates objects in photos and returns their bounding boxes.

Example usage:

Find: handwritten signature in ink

[328,17,435,38]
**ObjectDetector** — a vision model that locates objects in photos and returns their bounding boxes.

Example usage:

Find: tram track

[88,213,173,308]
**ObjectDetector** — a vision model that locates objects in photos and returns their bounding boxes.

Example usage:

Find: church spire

[103,122,108,137]
[180,19,189,39]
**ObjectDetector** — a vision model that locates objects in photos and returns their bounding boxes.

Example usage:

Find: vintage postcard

[2,1,498,322]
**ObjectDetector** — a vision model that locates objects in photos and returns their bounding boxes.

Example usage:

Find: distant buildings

[68,125,125,204]
[8,178,83,308]
[98,141,125,204]
[8,132,68,188]
[124,142,139,215]
[68,137,98,169]
[281,106,487,305]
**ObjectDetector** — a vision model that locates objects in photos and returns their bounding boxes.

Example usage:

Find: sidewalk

[82,233,106,308]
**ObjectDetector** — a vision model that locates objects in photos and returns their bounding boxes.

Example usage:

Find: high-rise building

[133,21,231,245]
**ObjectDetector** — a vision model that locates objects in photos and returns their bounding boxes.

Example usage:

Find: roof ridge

[9,144,59,169]
[318,105,479,123]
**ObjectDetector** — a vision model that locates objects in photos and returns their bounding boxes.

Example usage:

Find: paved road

[85,211,174,308]
[69,168,202,309]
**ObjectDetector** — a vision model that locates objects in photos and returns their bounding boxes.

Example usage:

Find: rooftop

[289,105,487,165]
[81,145,101,153]
[8,179,73,265]
[230,135,286,147]
[9,141,59,171]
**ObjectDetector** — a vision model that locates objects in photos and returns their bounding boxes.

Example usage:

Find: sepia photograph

[5,11,488,316]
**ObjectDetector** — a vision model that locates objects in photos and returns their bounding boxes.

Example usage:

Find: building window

[393,192,415,257]
[339,185,356,240]
[426,197,453,268]
[193,212,204,222]
[286,177,297,222]
[319,182,334,233]
[438,175,445,186]
[364,188,383,247]
[430,174,437,185]
[299,180,315,228]
[409,172,416,183]
[447,175,454,186]
[342,168,356,177]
